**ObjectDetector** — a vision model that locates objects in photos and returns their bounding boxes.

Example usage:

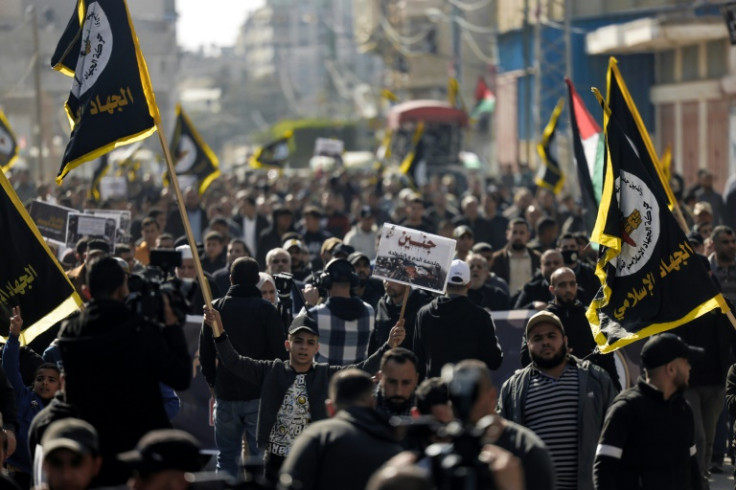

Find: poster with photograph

[84,209,132,245]
[28,200,77,246]
[66,214,117,250]
[372,223,456,294]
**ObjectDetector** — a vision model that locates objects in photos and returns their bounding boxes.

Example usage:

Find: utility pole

[29,5,45,183]
[452,3,462,86]
[523,0,531,167]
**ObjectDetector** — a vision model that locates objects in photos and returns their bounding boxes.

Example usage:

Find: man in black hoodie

[279,369,402,490]
[414,260,503,378]
[198,257,286,478]
[58,256,190,486]
[368,280,432,355]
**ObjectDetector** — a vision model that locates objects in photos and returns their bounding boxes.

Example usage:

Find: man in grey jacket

[498,311,617,490]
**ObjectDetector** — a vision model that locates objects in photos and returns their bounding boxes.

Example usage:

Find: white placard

[372,223,456,294]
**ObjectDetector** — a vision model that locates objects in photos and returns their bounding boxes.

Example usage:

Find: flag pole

[155,121,213,310]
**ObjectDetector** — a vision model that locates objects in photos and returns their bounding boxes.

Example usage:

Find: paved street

[711,461,733,490]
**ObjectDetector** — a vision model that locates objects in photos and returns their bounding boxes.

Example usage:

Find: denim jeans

[215,398,261,478]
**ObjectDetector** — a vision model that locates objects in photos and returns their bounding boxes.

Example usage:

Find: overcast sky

[176,0,265,51]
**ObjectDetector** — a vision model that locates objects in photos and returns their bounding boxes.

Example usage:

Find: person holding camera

[57,256,191,486]
[303,258,374,365]
[198,257,286,479]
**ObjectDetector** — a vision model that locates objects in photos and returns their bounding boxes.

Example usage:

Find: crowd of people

[2,162,736,489]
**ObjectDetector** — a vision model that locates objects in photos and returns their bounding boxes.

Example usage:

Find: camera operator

[303,258,374,365]
[57,256,191,486]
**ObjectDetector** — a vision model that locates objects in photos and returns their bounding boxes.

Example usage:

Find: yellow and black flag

[587,57,728,353]
[0,108,19,173]
[0,171,82,344]
[89,154,109,202]
[165,104,220,195]
[535,98,565,195]
[399,122,427,189]
[249,131,293,169]
[51,0,160,185]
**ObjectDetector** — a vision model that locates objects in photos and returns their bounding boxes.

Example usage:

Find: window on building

[707,40,727,79]
[681,45,699,82]
[656,50,675,85]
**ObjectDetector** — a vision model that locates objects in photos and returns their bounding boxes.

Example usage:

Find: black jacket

[594,379,701,490]
[27,391,78,463]
[58,299,190,484]
[199,284,286,401]
[414,295,503,378]
[468,282,510,311]
[279,406,402,490]
[513,274,551,310]
[369,288,433,355]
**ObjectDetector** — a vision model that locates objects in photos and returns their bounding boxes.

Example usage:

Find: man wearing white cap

[413,259,504,378]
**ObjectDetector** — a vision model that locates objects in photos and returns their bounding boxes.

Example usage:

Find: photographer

[57,256,191,486]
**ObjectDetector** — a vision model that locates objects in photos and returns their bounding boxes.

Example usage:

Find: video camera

[126,249,189,325]
[420,363,499,489]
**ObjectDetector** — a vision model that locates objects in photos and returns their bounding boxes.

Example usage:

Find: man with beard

[557,233,599,306]
[375,348,420,417]
[498,311,616,490]
[491,218,541,302]
[368,280,433,355]
[513,249,564,310]
[519,268,618,387]
[594,333,704,490]
[348,251,384,309]
[709,226,736,305]
[466,252,509,311]
[284,238,312,282]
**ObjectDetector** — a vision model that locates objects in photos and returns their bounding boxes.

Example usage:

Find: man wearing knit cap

[498,310,617,490]
[594,333,704,490]
[414,259,503,378]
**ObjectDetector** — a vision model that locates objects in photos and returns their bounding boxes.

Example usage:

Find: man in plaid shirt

[307,259,374,365]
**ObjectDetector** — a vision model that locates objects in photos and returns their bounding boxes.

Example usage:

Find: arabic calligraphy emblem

[611,170,659,277]
[72,2,113,98]
[174,135,197,173]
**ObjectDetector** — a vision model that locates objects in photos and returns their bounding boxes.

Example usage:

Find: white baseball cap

[447,259,470,286]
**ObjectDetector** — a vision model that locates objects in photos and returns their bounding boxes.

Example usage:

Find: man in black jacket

[279,369,402,490]
[594,333,703,490]
[368,280,432,355]
[414,260,503,378]
[58,256,190,486]
[198,257,286,478]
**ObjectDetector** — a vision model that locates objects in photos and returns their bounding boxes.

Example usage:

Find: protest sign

[84,209,132,244]
[29,200,76,246]
[66,213,117,250]
[99,176,128,201]
[372,224,456,294]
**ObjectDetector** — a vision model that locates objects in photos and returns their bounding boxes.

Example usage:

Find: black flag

[165,104,220,195]
[587,58,728,353]
[0,108,19,172]
[52,0,159,184]
[535,98,565,194]
[0,172,82,344]
[249,131,293,169]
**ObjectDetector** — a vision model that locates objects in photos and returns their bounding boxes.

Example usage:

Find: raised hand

[388,318,406,348]
[8,307,22,337]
